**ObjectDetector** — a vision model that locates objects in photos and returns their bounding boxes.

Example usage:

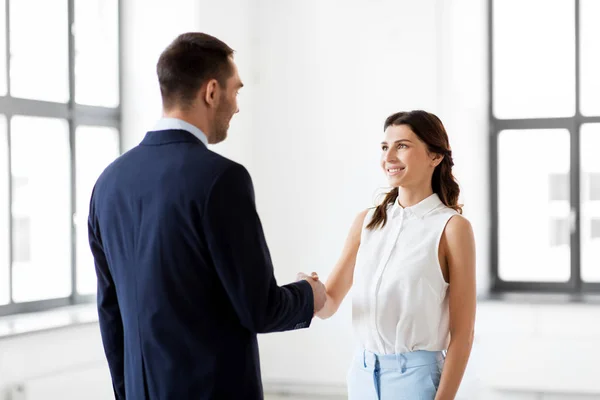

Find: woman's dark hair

[367,110,462,230]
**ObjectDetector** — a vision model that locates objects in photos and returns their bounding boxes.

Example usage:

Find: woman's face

[380,124,441,189]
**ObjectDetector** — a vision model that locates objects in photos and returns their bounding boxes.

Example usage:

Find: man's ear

[204,79,219,107]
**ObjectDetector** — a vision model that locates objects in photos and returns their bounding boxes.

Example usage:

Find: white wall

[436,0,490,295]
[473,301,600,399]
[252,0,490,392]
[121,0,255,170]
[0,324,112,400]
[120,0,201,150]
[253,0,441,386]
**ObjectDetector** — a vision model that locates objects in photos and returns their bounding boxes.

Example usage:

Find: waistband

[360,349,445,372]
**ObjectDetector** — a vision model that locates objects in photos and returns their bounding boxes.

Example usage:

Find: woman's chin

[386,177,403,187]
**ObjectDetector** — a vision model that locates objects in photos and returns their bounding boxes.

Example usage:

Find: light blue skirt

[347,349,445,400]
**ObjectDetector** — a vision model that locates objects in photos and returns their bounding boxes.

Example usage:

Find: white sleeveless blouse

[351,193,457,354]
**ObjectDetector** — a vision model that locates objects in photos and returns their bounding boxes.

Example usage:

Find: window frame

[0,0,122,316]
[489,0,600,293]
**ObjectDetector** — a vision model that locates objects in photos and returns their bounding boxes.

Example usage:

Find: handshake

[296,272,327,314]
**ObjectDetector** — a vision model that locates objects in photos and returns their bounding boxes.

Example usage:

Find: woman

[315,110,476,399]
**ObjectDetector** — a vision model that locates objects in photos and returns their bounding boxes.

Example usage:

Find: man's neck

[162,109,211,139]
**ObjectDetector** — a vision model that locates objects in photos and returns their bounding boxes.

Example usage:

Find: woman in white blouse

[314,110,476,399]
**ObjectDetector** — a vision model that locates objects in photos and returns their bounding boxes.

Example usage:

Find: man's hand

[296,272,326,313]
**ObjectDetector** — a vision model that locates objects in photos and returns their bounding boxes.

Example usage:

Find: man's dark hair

[157,32,234,110]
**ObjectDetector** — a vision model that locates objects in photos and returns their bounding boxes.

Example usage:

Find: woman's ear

[431,153,444,168]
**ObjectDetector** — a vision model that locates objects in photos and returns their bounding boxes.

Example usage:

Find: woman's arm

[435,215,476,400]
[315,209,368,319]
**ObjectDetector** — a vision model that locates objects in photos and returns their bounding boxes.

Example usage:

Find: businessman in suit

[88,32,326,400]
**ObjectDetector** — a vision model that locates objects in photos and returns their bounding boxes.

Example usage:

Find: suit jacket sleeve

[88,188,125,399]
[202,163,314,333]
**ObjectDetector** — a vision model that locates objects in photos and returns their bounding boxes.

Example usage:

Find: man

[88,32,326,400]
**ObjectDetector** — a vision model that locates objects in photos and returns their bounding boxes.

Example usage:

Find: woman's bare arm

[435,215,476,400]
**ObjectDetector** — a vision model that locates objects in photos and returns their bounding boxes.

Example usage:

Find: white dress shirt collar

[153,118,208,146]
[390,192,443,219]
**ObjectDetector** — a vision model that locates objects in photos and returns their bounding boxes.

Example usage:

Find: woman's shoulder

[431,202,462,218]
[354,208,372,230]
[442,213,474,248]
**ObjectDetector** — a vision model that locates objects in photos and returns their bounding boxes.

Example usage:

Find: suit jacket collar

[140,129,206,146]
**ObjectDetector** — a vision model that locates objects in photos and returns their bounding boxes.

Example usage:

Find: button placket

[369,209,405,352]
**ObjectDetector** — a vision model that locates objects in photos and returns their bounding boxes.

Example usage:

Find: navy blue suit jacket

[88,129,314,399]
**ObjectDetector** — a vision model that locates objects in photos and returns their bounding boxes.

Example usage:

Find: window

[581,124,600,283]
[490,0,600,292]
[11,117,72,303]
[0,116,8,306]
[0,0,121,316]
[10,0,69,103]
[75,0,119,107]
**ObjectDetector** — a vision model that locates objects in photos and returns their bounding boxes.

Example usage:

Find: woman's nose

[385,150,398,162]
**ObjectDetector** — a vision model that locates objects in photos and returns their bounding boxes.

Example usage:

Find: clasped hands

[296,272,326,314]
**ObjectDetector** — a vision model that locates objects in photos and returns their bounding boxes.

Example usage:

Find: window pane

[10,0,69,102]
[493,0,575,119]
[76,126,119,295]
[580,0,600,116]
[0,116,8,305]
[581,124,600,282]
[0,0,6,96]
[498,129,571,282]
[75,0,119,107]
[11,116,71,302]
